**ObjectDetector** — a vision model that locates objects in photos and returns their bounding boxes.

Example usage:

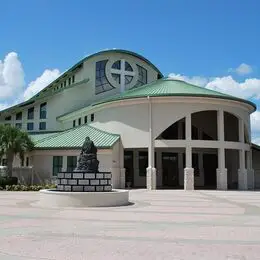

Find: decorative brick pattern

[56,171,112,192]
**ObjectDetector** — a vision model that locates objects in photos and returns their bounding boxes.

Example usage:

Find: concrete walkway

[0,190,260,259]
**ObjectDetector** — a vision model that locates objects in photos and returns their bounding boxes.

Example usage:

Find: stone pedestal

[238,169,248,190]
[247,169,255,190]
[146,167,156,190]
[57,172,112,192]
[184,168,194,190]
[216,168,227,190]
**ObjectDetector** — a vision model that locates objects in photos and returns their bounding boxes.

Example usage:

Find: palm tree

[0,125,34,177]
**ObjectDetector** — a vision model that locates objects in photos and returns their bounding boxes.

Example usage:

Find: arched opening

[191,111,217,140]
[156,118,185,140]
[224,112,239,142]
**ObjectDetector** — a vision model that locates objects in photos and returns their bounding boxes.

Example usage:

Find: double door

[162,152,179,187]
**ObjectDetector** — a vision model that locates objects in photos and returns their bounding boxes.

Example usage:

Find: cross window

[110,60,135,92]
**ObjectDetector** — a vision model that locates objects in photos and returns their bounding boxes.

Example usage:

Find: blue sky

[1,0,260,139]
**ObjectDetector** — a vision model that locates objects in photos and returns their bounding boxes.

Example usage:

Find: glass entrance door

[162,152,179,187]
[124,151,134,188]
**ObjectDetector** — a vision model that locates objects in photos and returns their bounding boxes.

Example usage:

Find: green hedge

[0,176,18,188]
[5,184,56,191]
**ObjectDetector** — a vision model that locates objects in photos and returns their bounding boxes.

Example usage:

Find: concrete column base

[216,168,227,190]
[247,169,255,190]
[184,168,194,190]
[120,168,126,189]
[146,167,156,190]
[238,169,248,190]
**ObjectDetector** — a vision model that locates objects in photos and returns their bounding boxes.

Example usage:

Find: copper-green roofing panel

[34,124,119,149]
[94,78,256,110]
[30,132,60,143]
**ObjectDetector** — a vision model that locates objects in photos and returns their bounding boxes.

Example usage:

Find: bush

[0,176,18,188]
[5,184,56,191]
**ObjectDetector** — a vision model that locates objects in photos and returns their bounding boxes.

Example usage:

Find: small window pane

[27,122,34,131]
[112,60,121,70]
[28,107,34,120]
[91,114,94,122]
[84,116,87,124]
[73,120,76,127]
[53,156,63,176]
[67,156,77,172]
[16,112,22,120]
[40,103,47,119]
[78,118,81,125]
[39,122,46,130]
[125,61,133,71]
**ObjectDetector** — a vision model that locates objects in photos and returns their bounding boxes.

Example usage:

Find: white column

[62,156,67,172]
[217,109,227,190]
[146,96,156,190]
[238,118,248,190]
[184,113,194,190]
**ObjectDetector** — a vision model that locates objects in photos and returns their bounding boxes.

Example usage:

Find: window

[72,75,75,83]
[39,122,46,130]
[135,65,147,87]
[91,114,94,122]
[27,122,34,131]
[73,120,76,127]
[61,82,63,88]
[138,151,148,177]
[84,115,88,124]
[27,107,34,120]
[5,116,11,121]
[52,156,63,176]
[40,102,47,119]
[95,60,115,94]
[16,112,22,120]
[15,123,22,129]
[64,80,66,87]
[26,157,29,167]
[111,60,133,86]
[67,156,77,172]
[2,159,7,166]
[78,118,81,125]
[69,78,71,85]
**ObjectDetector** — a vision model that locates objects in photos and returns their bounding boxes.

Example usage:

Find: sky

[1,0,260,141]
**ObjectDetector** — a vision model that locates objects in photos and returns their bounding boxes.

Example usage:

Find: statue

[74,137,99,172]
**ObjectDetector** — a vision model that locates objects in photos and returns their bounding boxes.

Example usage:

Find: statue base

[56,171,112,192]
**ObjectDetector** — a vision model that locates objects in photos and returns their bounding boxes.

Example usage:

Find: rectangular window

[61,82,63,88]
[67,156,77,172]
[78,118,81,125]
[27,122,34,131]
[16,112,22,120]
[84,115,87,124]
[68,78,71,85]
[64,80,66,87]
[5,116,11,121]
[73,120,76,127]
[39,122,46,130]
[15,123,22,129]
[40,102,47,119]
[26,157,29,167]
[53,156,63,176]
[91,114,94,122]
[27,107,34,120]
[72,75,75,83]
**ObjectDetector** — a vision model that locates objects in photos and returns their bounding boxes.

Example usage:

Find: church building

[0,49,259,190]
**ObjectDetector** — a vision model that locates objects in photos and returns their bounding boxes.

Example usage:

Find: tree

[0,125,34,177]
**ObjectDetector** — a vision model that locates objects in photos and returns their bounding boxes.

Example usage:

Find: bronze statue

[74,137,99,172]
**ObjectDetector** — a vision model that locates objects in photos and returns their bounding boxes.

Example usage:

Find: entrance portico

[129,102,253,190]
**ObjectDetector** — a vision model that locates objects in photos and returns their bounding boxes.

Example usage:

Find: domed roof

[95,77,256,111]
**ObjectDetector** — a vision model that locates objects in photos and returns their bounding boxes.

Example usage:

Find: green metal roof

[94,77,256,110]
[34,124,119,149]
[29,132,60,143]
[0,49,163,114]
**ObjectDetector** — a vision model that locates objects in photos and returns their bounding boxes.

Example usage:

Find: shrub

[0,176,18,188]
[5,184,56,191]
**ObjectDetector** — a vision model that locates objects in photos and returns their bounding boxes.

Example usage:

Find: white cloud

[229,63,253,75]
[205,76,260,99]
[0,52,60,110]
[23,69,60,100]
[168,73,209,87]
[0,52,25,99]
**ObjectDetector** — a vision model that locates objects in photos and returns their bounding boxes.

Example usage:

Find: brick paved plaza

[0,190,260,259]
